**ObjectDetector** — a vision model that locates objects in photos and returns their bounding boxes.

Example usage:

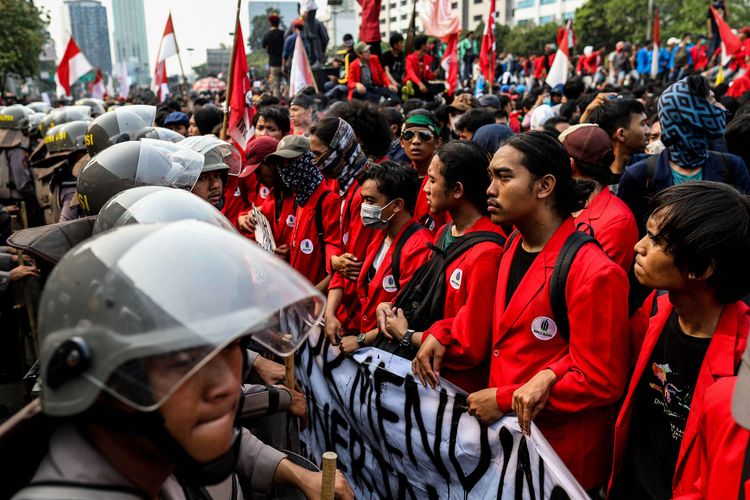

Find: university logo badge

[382,274,398,293]
[449,268,463,290]
[259,186,270,199]
[286,214,296,227]
[531,316,557,341]
[300,239,314,255]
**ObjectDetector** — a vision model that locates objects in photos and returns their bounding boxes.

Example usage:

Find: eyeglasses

[401,130,435,142]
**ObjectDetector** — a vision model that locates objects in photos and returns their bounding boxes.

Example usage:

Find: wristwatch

[400,329,415,348]
[356,332,367,347]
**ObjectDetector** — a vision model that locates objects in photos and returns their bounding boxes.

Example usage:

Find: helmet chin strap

[81,404,241,487]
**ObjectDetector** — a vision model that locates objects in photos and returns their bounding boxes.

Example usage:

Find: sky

[35,0,332,77]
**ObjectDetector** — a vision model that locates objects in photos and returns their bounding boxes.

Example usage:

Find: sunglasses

[401,130,435,142]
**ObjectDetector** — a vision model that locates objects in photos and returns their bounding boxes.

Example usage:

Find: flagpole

[170,12,188,89]
[220,0,242,140]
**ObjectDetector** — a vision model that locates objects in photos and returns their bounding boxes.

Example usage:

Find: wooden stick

[220,0,242,140]
[17,249,39,357]
[284,354,295,390]
[320,451,337,500]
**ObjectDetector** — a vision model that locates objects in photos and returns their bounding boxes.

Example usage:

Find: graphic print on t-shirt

[648,362,695,440]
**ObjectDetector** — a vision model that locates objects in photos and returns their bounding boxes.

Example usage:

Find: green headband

[404,115,440,135]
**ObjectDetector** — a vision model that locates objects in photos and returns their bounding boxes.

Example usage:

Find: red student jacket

[288,185,341,286]
[425,217,506,394]
[489,218,630,490]
[356,219,433,332]
[673,377,750,500]
[574,187,639,272]
[329,182,379,334]
[356,0,382,43]
[347,56,389,100]
[609,297,750,497]
[404,52,435,86]
[258,192,296,249]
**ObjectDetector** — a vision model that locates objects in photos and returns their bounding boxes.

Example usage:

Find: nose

[201,345,242,403]
[487,181,497,198]
[634,235,648,255]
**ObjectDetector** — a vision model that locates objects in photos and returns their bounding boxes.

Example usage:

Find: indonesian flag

[421,0,461,95]
[711,5,741,57]
[91,68,105,99]
[651,9,660,79]
[289,34,316,96]
[546,19,572,88]
[479,0,496,84]
[153,13,179,101]
[56,36,93,96]
[227,21,255,152]
[117,62,130,99]
[105,75,115,98]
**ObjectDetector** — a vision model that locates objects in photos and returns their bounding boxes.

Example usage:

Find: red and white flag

[227,21,255,152]
[56,36,93,96]
[289,34,316,96]
[479,0,496,84]
[711,5,741,67]
[153,13,179,101]
[650,9,660,79]
[546,18,573,88]
[421,0,461,95]
[91,68,105,99]
[117,62,130,99]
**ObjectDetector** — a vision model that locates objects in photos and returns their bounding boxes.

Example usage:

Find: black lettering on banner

[329,408,350,473]
[447,393,491,494]
[539,450,545,499]
[549,486,571,500]
[497,426,514,497]
[396,471,420,500]
[517,437,536,500]
[403,376,449,481]
[347,426,369,489]
[373,361,404,458]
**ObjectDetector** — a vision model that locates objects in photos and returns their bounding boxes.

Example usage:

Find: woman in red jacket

[609,181,750,499]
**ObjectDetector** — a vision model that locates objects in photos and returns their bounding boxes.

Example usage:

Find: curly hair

[327,100,391,157]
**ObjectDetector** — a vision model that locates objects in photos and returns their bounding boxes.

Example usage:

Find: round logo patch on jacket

[300,239,314,254]
[531,316,557,341]
[382,274,398,293]
[286,214,296,227]
[259,186,270,199]
[449,268,463,290]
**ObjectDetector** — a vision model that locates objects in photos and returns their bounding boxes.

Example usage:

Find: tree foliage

[497,22,561,55]
[0,0,49,87]
[248,7,287,51]
[575,0,750,52]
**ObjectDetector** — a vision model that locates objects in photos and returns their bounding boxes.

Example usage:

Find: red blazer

[404,52,435,86]
[347,56,389,100]
[414,176,448,233]
[425,217,506,393]
[289,185,341,286]
[356,0,382,43]
[329,182,379,335]
[690,45,709,71]
[489,218,630,489]
[609,297,750,497]
[356,219,432,332]
[259,192,296,250]
[673,377,750,500]
[574,187,639,272]
[222,175,247,230]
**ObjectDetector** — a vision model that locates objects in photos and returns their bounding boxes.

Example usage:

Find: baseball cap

[559,123,614,167]
[164,112,189,126]
[240,136,279,177]
[447,93,479,113]
[354,41,371,55]
[266,134,310,161]
[479,94,501,109]
[343,34,354,48]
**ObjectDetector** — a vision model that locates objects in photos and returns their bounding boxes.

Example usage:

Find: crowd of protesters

[1,0,750,498]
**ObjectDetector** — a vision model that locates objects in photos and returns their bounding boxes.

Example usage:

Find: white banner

[296,328,589,499]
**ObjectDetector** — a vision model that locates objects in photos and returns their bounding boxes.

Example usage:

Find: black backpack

[390,222,424,289]
[394,226,506,331]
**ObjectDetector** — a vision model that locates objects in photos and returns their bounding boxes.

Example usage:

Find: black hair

[498,94,511,110]
[586,99,646,137]
[649,181,750,303]
[192,105,224,135]
[503,132,591,216]
[455,108,495,135]
[269,15,280,28]
[686,75,711,99]
[309,117,339,145]
[192,97,210,107]
[327,100,391,157]
[403,99,425,115]
[572,156,614,186]
[435,141,490,213]
[257,94,281,107]
[563,77,585,101]
[362,160,420,213]
[390,33,404,47]
[413,35,428,51]
[542,117,570,138]
[725,113,750,169]
[253,106,291,136]
[381,107,404,128]
[494,109,509,120]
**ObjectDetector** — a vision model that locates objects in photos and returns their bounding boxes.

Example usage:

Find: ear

[452,181,465,200]
[569,157,581,178]
[536,174,557,202]
[614,127,626,144]
[693,260,716,281]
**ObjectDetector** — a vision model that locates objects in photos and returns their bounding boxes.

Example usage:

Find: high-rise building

[112,0,150,85]
[64,0,113,74]
[513,0,585,27]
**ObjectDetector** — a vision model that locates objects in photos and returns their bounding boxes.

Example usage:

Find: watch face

[357,333,366,344]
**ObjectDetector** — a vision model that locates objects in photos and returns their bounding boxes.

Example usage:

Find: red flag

[479,0,496,83]
[441,33,459,95]
[651,9,660,78]
[711,5,741,55]
[56,36,93,96]
[227,21,255,152]
[421,0,461,95]
[91,68,105,99]
[546,19,572,88]
[153,13,179,100]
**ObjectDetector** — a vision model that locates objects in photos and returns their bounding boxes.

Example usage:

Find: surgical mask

[360,199,396,229]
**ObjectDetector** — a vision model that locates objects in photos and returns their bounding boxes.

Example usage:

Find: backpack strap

[314,190,331,252]
[391,222,423,289]
[740,440,750,500]
[443,231,506,267]
[549,231,601,342]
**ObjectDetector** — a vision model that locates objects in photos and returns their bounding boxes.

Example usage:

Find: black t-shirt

[262,29,285,67]
[505,243,539,307]
[615,311,711,499]
[380,50,404,83]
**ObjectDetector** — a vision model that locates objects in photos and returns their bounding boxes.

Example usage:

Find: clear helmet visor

[135,139,205,190]
[134,126,185,143]
[51,106,92,125]
[179,135,242,176]
[41,220,324,412]
[92,186,237,235]
[116,105,156,130]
